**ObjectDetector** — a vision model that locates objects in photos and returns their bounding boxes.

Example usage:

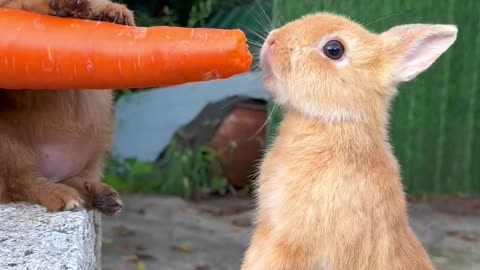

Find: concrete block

[0,203,101,270]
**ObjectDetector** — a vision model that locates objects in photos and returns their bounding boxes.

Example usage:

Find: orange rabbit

[241,13,457,270]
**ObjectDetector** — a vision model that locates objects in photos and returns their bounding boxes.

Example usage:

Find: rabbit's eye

[323,40,344,60]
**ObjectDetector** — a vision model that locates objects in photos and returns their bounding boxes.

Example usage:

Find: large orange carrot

[0,8,253,90]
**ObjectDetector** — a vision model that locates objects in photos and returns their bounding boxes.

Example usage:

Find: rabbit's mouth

[260,48,277,92]
[260,53,287,105]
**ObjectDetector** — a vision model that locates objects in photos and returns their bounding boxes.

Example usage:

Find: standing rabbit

[241,12,457,270]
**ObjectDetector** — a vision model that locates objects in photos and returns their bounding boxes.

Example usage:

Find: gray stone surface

[102,194,480,270]
[0,203,97,270]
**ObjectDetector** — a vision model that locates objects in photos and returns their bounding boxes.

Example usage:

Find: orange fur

[242,13,457,270]
[0,0,135,215]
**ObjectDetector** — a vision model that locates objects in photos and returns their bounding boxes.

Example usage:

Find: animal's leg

[62,155,123,216]
[0,131,83,212]
[0,0,135,25]
[241,220,273,270]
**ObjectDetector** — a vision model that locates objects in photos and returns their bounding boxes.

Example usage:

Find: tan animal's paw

[49,0,90,19]
[49,0,135,26]
[89,184,124,216]
[36,184,84,212]
[89,1,135,26]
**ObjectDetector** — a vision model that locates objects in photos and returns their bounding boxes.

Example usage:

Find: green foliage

[122,0,257,27]
[186,0,214,27]
[157,140,226,197]
[138,0,216,27]
[270,0,480,195]
[104,157,158,193]
[104,141,231,198]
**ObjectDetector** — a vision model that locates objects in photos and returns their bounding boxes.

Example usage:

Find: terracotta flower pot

[210,102,267,188]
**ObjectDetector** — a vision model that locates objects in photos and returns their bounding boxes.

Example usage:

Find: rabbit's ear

[381,24,457,83]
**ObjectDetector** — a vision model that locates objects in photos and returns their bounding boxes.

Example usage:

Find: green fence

[266,0,480,195]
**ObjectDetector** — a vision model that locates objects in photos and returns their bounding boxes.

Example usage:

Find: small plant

[104,141,233,199]
[159,141,220,197]
[103,157,161,193]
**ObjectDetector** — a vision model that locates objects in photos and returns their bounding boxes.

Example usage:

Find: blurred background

[102,1,480,270]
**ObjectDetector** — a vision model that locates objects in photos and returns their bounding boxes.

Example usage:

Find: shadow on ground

[102,194,480,270]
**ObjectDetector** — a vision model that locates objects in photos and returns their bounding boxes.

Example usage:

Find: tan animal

[241,13,457,270]
[0,0,135,215]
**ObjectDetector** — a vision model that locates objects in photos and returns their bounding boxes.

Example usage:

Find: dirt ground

[101,194,480,270]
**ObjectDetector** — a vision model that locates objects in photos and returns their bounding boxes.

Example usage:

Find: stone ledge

[0,203,101,270]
